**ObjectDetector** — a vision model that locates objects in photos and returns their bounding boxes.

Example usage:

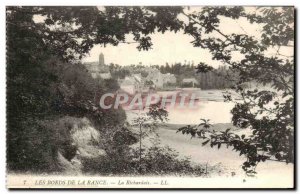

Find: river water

[125,89,293,184]
[127,89,235,124]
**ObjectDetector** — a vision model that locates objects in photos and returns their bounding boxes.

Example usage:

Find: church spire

[99,53,104,66]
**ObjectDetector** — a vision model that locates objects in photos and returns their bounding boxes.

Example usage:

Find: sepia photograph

[6,5,295,189]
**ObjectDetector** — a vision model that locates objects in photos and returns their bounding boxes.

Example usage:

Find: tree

[178,7,294,175]
[7,6,183,171]
[7,6,294,175]
[131,102,168,173]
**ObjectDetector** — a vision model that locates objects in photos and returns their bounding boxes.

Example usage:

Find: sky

[77,7,292,67]
[82,31,225,67]
[32,6,293,68]
[81,7,263,67]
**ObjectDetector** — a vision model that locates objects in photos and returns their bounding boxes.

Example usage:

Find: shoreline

[156,122,239,132]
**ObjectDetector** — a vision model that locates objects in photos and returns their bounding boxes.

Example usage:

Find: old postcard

[6,6,295,189]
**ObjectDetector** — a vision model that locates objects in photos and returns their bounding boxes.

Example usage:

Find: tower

[99,53,104,66]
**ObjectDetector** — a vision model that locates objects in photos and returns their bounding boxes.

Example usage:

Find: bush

[7,57,127,172]
[140,145,205,176]
[7,117,73,173]
[81,144,205,176]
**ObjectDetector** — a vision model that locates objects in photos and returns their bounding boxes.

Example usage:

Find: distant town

[84,53,235,94]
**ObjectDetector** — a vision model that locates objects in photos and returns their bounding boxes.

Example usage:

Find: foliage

[177,7,294,175]
[179,7,294,175]
[131,102,169,173]
[82,144,205,176]
[7,119,59,172]
[7,6,147,172]
[7,6,184,61]
[7,56,127,172]
[7,6,294,175]
[195,62,214,73]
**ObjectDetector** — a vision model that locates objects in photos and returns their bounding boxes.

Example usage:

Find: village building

[99,73,112,80]
[182,78,199,88]
[119,74,143,95]
[162,73,177,86]
[144,68,163,88]
[144,68,176,89]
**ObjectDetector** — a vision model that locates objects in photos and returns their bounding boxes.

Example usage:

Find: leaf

[177,126,187,133]
[202,139,210,146]
[225,128,231,133]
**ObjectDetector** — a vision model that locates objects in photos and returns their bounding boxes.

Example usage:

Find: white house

[145,69,164,88]
[119,75,142,95]
[162,73,176,85]
[99,73,112,80]
[182,78,199,88]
